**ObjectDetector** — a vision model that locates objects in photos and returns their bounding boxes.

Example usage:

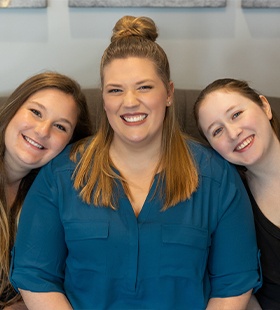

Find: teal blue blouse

[10,141,261,309]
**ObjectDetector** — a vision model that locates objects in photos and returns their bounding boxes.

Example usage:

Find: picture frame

[68,0,227,8]
[0,0,47,8]
[242,0,280,7]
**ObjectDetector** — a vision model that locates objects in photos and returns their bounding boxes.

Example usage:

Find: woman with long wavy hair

[0,71,92,309]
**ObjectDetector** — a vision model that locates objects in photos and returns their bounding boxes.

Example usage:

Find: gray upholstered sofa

[1,88,280,142]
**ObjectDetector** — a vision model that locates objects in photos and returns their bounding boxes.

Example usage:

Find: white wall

[0,0,280,96]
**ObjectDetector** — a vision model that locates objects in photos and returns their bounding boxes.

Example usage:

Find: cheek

[51,135,72,154]
[103,108,114,124]
[4,119,21,145]
[209,139,229,158]
[153,100,168,119]
[103,102,115,115]
[103,103,118,125]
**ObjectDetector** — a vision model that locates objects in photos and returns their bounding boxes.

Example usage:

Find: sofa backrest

[1,88,280,143]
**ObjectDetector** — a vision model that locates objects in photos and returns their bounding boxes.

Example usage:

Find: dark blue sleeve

[208,159,262,297]
[10,160,67,293]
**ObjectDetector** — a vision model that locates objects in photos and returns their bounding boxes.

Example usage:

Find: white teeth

[236,136,253,151]
[24,136,44,149]
[123,115,147,123]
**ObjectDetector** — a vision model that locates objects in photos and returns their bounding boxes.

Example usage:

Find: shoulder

[46,137,95,174]
[50,144,73,167]
[187,140,239,183]
[42,144,76,177]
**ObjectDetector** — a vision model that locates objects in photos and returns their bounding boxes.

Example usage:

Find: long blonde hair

[71,16,198,210]
[0,72,93,307]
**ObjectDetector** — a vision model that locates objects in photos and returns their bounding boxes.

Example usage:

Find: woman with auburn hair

[11,17,260,309]
[0,71,92,309]
[194,78,280,310]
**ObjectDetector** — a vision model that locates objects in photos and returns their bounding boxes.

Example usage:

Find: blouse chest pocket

[160,224,210,279]
[65,221,109,273]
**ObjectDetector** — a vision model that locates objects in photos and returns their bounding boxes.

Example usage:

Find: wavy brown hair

[0,71,93,307]
[71,16,198,210]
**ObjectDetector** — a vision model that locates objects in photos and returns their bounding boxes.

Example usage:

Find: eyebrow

[105,79,154,88]
[29,100,74,128]
[135,79,154,85]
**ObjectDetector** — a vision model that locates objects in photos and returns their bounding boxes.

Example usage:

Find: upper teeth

[24,136,44,149]
[123,115,147,123]
[236,136,253,151]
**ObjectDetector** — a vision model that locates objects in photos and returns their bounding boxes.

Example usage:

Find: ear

[166,81,175,106]
[259,95,272,120]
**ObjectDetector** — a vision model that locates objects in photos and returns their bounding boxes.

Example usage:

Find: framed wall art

[68,0,227,8]
[242,0,280,7]
[0,0,47,8]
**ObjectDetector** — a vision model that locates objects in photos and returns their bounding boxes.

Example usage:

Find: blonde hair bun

[111,15,158,43]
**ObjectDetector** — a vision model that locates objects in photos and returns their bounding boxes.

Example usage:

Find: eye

[30,108,42,117]
[213,127,223,137]
[108,88,122,94]
[232,111,242,119]
[55,124,67,132]
[139,85,152,91]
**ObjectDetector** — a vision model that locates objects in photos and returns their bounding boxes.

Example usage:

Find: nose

[123,90,140,108]
[226,124,242,140]
[34,121,51,138]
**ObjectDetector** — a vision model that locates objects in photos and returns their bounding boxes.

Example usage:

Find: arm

[10,160,68,301]
[206,290,252,310]
[18,290,72,310]
[207,159,261,301]
[246,294,262,310]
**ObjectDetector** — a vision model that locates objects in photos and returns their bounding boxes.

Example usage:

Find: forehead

[198,91,240,128]
[104,57,158,77]
[22,88,78,118]
[200,90,247,110]
[25,88,77,109]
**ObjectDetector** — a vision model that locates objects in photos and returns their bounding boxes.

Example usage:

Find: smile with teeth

[235,135,254,151]
[23,135,44,149]
[121,114,147,123]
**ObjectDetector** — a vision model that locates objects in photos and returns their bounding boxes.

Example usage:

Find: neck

[5,179,21,209]
[5,165,30,186]
[245,136,280,183]
[245,142,280,228]
[109,138,162,174]
[109,138,162,218]
[4,165,29,209]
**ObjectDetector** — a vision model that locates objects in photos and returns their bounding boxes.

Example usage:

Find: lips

[23,135,45,149]
[235,135,254,151]
[121,114,148,123]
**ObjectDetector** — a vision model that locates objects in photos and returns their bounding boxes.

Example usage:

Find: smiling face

[102,57,172,148]
[198,90,275,168]
[4,88,78,174]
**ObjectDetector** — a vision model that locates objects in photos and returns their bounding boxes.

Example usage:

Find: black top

[246,185,280,310]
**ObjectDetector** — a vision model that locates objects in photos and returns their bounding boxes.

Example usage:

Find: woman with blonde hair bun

[11,17,261,309]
